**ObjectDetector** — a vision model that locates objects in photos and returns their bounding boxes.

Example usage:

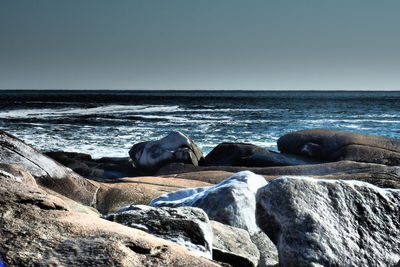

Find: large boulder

[0,130,98,205]
[277,129,400,165]
[150,171,266,232]
[129,131,204,174]
[204,142,320,167]
[150,171,279,266]
[106,205,213,259]
[256,177,400,266]
[45,151,139,179]
[0,173,220,266]
[211,220,260,267]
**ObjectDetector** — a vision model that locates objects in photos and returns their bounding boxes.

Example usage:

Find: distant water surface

[1,90,399,158]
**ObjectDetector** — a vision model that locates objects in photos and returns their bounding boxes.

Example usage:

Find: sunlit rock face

[256,176,400,267]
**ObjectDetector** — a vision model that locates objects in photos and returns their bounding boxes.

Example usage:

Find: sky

[1,1,400,90]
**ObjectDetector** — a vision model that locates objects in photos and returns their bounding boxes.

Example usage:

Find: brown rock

[0,163,37,186]
[277,128,400,165]
[156,161,400,189]
[0,177,221,266]
[95,176,212,214]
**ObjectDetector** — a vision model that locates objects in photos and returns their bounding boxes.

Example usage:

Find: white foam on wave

[0,105,183,119]
[301,119,400,124]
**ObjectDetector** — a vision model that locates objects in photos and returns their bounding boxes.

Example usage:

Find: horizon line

[1,88,400,92]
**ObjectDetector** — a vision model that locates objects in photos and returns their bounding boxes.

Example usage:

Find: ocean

[1,90,399,158]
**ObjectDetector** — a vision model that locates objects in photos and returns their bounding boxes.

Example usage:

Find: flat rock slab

[277,128,400,165]
[256,177,400,266]
[96,176,212,214]
[156,161,400,189]
[106,205,213,259]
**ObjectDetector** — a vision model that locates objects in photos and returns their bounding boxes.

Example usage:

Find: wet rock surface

[256,177,400,266]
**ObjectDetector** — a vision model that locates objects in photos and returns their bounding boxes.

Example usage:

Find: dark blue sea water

[1,90,399,158]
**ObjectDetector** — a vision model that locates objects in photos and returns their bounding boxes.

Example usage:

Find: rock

[250,231,279,267]
[205,142,320,167]
[204,143,270,166]
[150,171,267,233]
[0,176,220,266]
[150,171,279,265]
[277,128,400,165]
[45,151,139,179]
[210,220,259,267]
[129,131,204,174]
[256,177,400,266]
[106,205,213,259]
[0,163,37,186]
[0,130,99,205]
[163,170,235,184]
[156,161,400,189]
[95,176,212,214]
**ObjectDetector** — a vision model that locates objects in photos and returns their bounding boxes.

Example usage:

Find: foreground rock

[278,128,400,165]
[211,220,259,267]
[205,142,320,167]
[150,171,266,232]
[0,163,37,186]
[106,205,213,259]
[129,131,204,174]
[0,172,220,266]
[256,177,400,266]
[0,130,98,205]
[45,151,139,179]
[157,160,400,189]
[151,171,279,266]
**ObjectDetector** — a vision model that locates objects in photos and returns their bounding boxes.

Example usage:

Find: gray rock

[277,128,400,165]
[0,130,98,205]
[204,142,320,167]
[256,176,400,266]
[105,205,213,259]
[150,171,267,233]
[210,220,259,267]
[150,171,279,265]
[250,231,279,267]
[129,131,204,173]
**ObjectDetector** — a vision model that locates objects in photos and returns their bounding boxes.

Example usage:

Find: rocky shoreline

[1,128,399,266]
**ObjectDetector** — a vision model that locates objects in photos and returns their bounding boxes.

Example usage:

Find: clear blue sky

[1,0,400,90]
